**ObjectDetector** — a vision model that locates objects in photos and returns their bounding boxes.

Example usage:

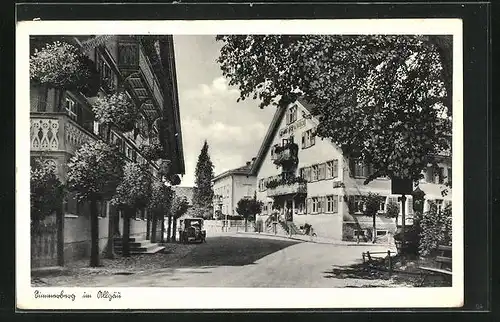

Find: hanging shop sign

[279,118,306,137]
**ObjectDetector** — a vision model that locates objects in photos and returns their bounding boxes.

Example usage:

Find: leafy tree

[30,158,65,228]
[92,92,140,140]
[216,35,452,183]
[30,40,98,111]
[192,140,215,209]
[67,140,124,267]
[170,195,189,242]
[148,180,173,243]
[361,193,385,243]
[385,200,400,222]
[112,162,153,256]
[236,198,263,232]
[418,202,452,256]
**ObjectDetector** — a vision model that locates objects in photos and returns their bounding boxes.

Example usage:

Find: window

[64,97,79,121]
[297,200,305,214]
[376,230,387,236]
[301,167,312,182]
[378,197,387,212]
[350,196,364,214]
[326,195,338,213]
[311,165,319,181]
[318,163,327,180]
[286,105,297,124]
[351,159,375,178]
[98,201,107,218]
[301,129,316,149]
[354,230,365,237]
[97,54,116,91]
[311,197,319,213]
[326,160,339,179]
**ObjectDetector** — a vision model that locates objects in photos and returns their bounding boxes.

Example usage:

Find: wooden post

[56,201,65,267]
[401,194,407,250]
[387,250,392,275]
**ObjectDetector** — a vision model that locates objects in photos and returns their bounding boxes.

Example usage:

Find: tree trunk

[106,201,115,259]
[106,124,112,144]
[56,200,64,266]
[122,207,132,257]
[89,197,100,267]
[172,217,177,242]
[146,210,151,240]
[167,215,172,242]
[372,213,376,244]
[151,214,157,243]
[160,215,166,243]
[245,218,248,232]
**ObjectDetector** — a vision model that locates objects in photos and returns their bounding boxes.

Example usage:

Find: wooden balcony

[116,38,163,122]
[30,112,97,155]
[267,181,307,197]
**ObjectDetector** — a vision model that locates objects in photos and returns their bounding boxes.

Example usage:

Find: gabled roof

[249,98,315,176]
[213,163,253,182]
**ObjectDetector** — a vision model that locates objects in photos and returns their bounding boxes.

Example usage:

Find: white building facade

[251,100,452,242]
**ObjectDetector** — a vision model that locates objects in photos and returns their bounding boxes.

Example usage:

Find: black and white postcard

[17,18,463,309]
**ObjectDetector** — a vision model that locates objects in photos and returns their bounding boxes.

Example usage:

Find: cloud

[178,76,275,186]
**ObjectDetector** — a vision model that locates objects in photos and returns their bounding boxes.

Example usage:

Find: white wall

[213,175,233,216]
[232,174,257,214]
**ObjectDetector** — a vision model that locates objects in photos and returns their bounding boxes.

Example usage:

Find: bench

[362,250,394,275]
[418,245,452,286]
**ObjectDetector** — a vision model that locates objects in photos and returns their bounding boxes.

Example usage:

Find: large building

[30,35,185,267]
[212,160,256,219]
[250,99,452,241]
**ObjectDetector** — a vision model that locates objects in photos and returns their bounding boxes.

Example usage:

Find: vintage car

[178,218,206,244]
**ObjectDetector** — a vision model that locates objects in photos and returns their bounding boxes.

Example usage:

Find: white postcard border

[16,18,464,310]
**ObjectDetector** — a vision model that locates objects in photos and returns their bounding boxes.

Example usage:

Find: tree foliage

[148,180,173,217]
[385,200,400,219]
[92,92,140,133]
[418,202,452,256]
[30,158,65,224]
[216,35,452,183]
[192,140,214,208]
[236,198,263,220]
[30,41,96,92]
[361,193,384,217]
[171,195,189,219]
[112,162,153,209]
[67,140,124,202]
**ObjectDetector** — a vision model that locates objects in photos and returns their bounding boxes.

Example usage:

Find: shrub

[418,202,452,256]
[385,200,400,219]
[30,41,94,91]
[92,92,139,133]
[67,140,124,202]
[30,158,65,224]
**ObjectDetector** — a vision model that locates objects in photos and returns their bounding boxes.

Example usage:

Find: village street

[36,234,408,288]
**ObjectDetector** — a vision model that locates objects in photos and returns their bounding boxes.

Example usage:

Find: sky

[172,35,276,187]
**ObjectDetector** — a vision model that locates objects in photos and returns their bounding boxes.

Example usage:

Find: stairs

[113,237,165,255]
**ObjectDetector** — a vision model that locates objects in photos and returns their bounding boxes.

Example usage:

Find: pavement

[35,233,403,288]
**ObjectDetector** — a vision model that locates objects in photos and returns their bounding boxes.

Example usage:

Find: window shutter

[333,195,338,213]
[306,198,312,214]
[333,160,339,178]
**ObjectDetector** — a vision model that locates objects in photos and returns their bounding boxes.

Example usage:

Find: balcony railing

[267,181,307,197]
[30,112,97,155]
[272,143,299,167]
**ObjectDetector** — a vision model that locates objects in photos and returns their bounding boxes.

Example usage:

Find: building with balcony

[30,35,185,267]
[251,99,452,242]
[212,160,257,219]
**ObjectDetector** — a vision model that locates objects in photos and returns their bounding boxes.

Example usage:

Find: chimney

[246,161,251,166]
[251,157,256,163]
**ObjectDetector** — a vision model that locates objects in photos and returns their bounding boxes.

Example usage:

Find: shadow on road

[170,236,299,268]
